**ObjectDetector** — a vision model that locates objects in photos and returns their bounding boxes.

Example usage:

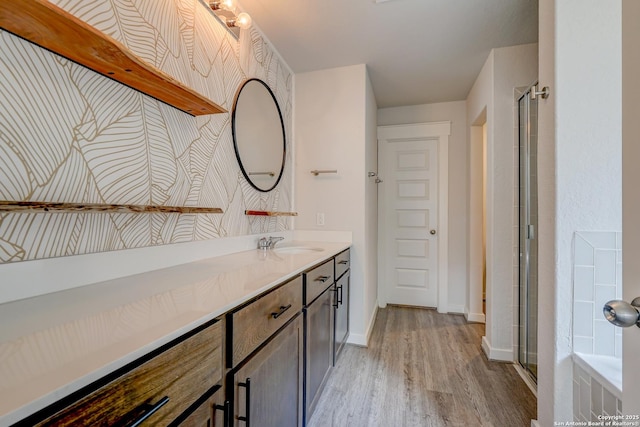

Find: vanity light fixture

[209,0,235,10]
[208,0,252,38]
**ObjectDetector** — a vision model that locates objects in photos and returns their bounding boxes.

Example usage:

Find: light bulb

[236,12,252,29]
[221,0,235,11]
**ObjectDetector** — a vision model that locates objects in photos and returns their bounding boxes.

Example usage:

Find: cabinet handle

[129,396,169,427]
[338,260,348,265]
[338,285,343,305]
[315,275,330,283]
[215,400,231,427]
[238,378,251,426]
[271,304,292,319]
[331,287,339,308]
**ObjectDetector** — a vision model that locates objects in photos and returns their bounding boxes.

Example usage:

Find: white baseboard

[348,302,379,347]
[447,304,465,314]
[465,310,486,323]
[481,336,514,361]
[531,420,540,427]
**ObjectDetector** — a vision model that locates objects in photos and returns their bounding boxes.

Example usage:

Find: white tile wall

[572,231,624,422]
[573,361,622,422]
[572,231,623,357]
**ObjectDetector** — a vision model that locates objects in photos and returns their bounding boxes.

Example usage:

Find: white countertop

[0,240,350,426]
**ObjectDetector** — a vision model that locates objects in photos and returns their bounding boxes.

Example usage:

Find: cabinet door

[179,386,227,427]
[334,272,350,364]
[233,315,303,427]
[305,285,334,419]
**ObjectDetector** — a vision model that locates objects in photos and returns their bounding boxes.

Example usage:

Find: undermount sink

[272,245,323,254]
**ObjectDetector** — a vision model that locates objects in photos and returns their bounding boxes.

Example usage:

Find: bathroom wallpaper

[0,0,293,263]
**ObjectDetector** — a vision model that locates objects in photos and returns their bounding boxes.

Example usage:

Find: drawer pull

[315,275,330,283]
[215,400,231,427]
[238,378,251,426]
[338,260,348,265]
[271,304,292,319]
[129,396,169,427]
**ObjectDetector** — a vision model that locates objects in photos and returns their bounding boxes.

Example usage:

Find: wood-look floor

[308,306,536,427]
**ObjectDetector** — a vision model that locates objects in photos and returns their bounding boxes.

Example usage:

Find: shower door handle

[603,298,640,328]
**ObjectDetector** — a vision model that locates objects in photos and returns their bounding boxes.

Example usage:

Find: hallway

[308,306,536,426]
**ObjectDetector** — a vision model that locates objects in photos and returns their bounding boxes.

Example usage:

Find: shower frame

[518,83,539,383]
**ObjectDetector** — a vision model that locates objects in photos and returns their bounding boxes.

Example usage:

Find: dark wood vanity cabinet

[227,275,304,427]
[333,249,351,364]
[15,250,352,427]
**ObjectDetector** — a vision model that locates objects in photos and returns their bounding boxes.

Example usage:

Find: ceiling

[237,0,539,108]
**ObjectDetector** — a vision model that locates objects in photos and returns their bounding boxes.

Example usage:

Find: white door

[622,0,640,414]
[378,123,450,311]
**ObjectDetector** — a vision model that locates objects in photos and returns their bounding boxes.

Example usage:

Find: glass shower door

[518,86,538,382]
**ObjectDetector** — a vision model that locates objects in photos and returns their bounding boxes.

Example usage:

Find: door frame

[377,121,450,313]
[622,0,640,414]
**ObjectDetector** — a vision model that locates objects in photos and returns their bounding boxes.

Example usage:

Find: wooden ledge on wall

[0,201,223,214]
[0,0,226,116]
[245,210,298,217]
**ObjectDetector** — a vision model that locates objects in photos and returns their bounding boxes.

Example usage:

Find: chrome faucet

[257,236,285,250]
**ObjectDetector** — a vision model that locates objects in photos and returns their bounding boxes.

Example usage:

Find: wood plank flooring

[308,306,536,427]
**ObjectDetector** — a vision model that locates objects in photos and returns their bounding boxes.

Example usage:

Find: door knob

[603,297,640,328]
[430,229,437,235]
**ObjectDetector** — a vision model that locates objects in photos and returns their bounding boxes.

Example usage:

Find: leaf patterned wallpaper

[0,0,293,263]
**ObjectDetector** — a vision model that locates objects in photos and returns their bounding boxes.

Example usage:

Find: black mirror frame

[231,78,286,193]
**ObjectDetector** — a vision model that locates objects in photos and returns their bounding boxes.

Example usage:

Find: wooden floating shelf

[245,210,298,217]
[0,201,223,214]
[0,0,226,116]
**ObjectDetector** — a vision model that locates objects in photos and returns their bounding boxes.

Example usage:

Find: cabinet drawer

[304,259,335,305]
[335,249,350,279]
[38,319,224,426]
[231,275,303,367]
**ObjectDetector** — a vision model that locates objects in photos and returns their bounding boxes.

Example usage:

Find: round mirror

[232,79,286,192]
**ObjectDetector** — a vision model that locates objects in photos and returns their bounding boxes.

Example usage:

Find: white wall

[294,64,378,345]
[537,1,556,424]
[538,0,622,424]
[377,101,467,313]
[466,44,538,361]
[467,53,494,327]
[364,71,379,329]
